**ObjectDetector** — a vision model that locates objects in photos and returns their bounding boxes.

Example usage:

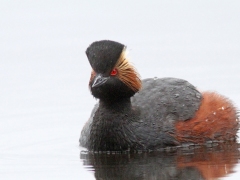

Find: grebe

[80,40,239,151]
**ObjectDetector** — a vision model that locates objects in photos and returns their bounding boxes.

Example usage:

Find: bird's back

[131,77,202,122]
[131,77,238,145]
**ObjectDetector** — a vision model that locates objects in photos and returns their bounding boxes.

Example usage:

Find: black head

[86,40,142,101]
[86,40,124,74]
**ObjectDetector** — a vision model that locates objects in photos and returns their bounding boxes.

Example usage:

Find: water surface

[81,143,240,180]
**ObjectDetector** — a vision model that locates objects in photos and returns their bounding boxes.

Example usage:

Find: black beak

[92,74,109,88]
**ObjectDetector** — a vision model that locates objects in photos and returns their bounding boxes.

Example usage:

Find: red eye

[110,68,118,76]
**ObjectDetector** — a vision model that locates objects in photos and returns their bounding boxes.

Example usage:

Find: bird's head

[86,40,142,101]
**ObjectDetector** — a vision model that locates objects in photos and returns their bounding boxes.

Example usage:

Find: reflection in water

[80,143,240,180]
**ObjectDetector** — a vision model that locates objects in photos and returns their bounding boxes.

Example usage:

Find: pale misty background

[0,1,240,179]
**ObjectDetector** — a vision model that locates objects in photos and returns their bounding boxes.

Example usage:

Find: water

[80,143,240,180]
[0,1,240,179]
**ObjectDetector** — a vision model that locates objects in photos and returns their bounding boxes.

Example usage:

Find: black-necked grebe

[80,40,239,151]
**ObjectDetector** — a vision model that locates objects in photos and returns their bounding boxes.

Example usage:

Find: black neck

[99,97,132,112]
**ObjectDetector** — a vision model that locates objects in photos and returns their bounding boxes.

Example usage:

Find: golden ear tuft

[115,48,142,92]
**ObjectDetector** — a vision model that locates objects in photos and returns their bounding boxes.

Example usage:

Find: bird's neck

[99,97,132,113]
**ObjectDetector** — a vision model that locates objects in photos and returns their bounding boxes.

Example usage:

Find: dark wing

[131,77,202,121]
